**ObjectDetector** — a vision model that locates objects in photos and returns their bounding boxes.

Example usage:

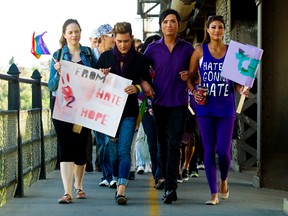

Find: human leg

[165,106,186,191]
[74,164,86,198]
[182,142,195,180]
[85,132,94,172]
[135,124,145,174]
[216,117,234,199]
[95,131,112,185]
[154,106,186,204]
[59,162,74,200]
[73,127,90,198]
[197,117,218,204]
[114,117,136,204]
[142,110,161,182]
[181,110,197,180]
[103,138,114,186]
[52,119,75,203]
[117,117,136,185]
[129,130,137,180]
[153,106,169,180]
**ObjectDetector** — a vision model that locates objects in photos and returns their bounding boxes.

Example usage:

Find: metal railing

[0,64,57,207]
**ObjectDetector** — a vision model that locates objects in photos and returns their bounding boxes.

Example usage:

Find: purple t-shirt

[196,43,236,117]
[144,37,194,107]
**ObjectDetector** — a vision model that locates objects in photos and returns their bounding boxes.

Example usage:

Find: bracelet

[191,88,196,95]
[135,84,144,96]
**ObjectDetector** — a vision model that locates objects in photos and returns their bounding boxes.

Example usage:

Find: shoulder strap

[57,48,63,61]
[85,46,94,66]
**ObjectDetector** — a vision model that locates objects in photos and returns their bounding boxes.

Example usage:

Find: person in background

[135,122,152,174]
[134,38,142,51]
[85,132,94,172]
[48,18,97,204]
[178,89,198,182]
[138,34,164,189]
[92,24,117,188]
[188,15,249,205]
[96,22,153,205]
[93,24,115,61]
[86,28,100,173]
[89,29,99,52]
[144,9,194,204]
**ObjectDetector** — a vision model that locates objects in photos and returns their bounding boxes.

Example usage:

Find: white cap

[90,29,98,39]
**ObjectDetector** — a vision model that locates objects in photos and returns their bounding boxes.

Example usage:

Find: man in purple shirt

[144,8,194,204]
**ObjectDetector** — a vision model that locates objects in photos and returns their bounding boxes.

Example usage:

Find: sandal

[58,194,72,204]
[75,189,87,199]
[205,199,219,205]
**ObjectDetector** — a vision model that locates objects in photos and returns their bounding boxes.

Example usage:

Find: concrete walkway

[1,167,287,216]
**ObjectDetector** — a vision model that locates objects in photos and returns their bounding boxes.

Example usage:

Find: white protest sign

[52,60,132,137]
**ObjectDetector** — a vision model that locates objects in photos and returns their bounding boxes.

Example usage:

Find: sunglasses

[207,15,224,22]
[104,33,114,37]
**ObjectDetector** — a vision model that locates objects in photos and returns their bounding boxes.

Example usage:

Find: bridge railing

[0,64,57,207]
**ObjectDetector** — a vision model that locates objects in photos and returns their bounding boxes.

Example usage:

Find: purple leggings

[197,116,235,194]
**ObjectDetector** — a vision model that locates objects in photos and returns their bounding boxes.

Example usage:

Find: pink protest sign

[52,60,132,137]
[221,40,263,88]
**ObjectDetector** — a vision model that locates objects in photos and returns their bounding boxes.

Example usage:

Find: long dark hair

[59,19,82,48]
[140,34,161,53]
[202,15,225,44]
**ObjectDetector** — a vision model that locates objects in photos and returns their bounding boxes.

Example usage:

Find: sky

[0,0,157,68]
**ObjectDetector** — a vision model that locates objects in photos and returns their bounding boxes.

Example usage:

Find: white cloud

[0,0,144,68]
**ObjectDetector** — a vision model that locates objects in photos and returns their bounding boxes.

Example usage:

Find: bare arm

[187,46,203,92]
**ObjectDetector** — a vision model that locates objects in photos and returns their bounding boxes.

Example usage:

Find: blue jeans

[109,117,136,186]
[141,111,162,182]
[93,131,112,183]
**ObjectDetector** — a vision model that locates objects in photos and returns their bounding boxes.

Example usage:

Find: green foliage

[0,66,51,110]
[0,80,8,110]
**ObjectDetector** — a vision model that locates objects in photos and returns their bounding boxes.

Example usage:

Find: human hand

[235,84,250,97]
[193,86,208,105]
[179,70,190,81]
[54,60,61,75]
[125,85,138,95]
[100,67,111,75]
[141,81,155,99]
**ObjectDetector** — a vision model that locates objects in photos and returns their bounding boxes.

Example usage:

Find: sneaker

[162,190,177,204]
[58,194,72,204]
[177,174,183,183]
[99,179,109,187]
[144,164,152,173]
[197,162,205,170]
[137,165,145,174]
[182,169,189,181]
[75,189,86,199]
[109,180,117,188]
[190,171,199,178]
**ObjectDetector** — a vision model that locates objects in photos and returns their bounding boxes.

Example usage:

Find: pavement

[0,166,288,216]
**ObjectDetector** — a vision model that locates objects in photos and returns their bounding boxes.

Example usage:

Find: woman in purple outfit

[188,15,249,205]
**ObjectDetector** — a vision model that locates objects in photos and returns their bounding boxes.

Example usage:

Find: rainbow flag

[31,31,51,59]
